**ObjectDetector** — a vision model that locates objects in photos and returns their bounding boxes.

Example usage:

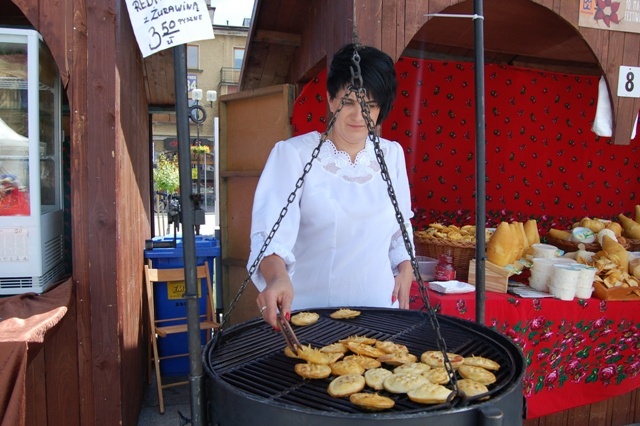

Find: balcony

[219,67,240,86]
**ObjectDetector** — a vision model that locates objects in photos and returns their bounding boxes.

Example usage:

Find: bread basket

[414,234,476,282]
[544,234,630,254]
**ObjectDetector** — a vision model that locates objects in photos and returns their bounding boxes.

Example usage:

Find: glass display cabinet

[0,27,65,294]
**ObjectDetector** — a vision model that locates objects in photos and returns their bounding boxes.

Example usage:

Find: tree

[154,153,179,194]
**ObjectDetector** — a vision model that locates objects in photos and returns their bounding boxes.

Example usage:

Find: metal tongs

[277,313,303,355]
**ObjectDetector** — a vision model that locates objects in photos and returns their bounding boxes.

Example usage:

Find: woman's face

[327,88,380,148]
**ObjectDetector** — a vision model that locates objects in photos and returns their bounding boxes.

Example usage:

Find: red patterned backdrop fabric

[290,58,640,234]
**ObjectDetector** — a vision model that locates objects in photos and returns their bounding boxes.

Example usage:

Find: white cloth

[248,131,414,310]
[592,76,613,137]
[592,75,638,139]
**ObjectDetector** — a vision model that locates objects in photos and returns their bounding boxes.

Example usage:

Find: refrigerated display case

[0,27,65,294]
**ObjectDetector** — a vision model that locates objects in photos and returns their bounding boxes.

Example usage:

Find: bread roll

[486,222,514,267]
[524,220,541,246]
[601,235,629,271]
[597,229,617,246]
[548,229,571,241]
[580,217,606,233]
[635,205,640,223]
[517,222,530,255]
[509,222,523,263]
[619,214,640,239]
[630,257,640,279]
[605,222,623,237]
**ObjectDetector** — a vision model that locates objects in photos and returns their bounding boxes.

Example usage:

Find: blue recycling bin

[144,234,221,376]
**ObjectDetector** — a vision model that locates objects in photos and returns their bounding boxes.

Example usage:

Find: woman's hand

[256,254,294,329]
[393,260,414,309]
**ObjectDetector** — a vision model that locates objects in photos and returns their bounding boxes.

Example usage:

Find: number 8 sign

[617,66,640,98]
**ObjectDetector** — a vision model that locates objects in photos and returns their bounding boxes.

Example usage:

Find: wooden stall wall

[524,387,640,426]
[6,0,151,424]
[114,2,152,423]
[219,85,295,325]
[24,287,80,426]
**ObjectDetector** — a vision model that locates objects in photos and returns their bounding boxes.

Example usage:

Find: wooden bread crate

[467,259,514,293]
[593,281,640,301]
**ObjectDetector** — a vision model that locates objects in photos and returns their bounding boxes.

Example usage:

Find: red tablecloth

[409,283,640,419]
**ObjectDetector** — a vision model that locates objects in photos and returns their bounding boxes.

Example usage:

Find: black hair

[326,43,397,125]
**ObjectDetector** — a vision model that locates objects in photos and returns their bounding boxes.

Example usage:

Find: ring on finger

[259,305,267,315]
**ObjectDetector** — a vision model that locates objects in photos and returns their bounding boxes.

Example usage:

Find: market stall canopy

[240,0,601,92]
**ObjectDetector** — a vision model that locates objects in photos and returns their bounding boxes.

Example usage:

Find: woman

[248,43,414,329]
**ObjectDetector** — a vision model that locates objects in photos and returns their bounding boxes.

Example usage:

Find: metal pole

[214,117,220,229]
[474,0,487,325]
[173,44,206,426]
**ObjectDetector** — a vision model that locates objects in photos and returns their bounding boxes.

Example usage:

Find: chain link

[351,80,458,390]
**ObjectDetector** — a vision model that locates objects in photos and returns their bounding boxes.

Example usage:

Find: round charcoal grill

[203,307,525,425]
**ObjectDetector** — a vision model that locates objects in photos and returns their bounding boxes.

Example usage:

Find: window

[233,48,244,69]
[187,45,199,69]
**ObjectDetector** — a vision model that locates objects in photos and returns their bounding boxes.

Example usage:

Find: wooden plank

[220,84,294,326]
[392,0,406,61]
[534,0,555,11]
[254,30,301,46]
[354,0,383,46]
[221,85,294,171]
[555,0,577,28]
[613,32,640,145]
[611,390,635,425]
[225,177,257,260]
[564,403,591,426]
[24,344,47,426]
[44,298,80,426]
[633,388,640,420]
[115,12,152,424]
[67,0,95,422]
[226,264,260,326]
[380,0,398,58]
[222,257,248,268]
[587,397,610,425]
[220,170,262,178]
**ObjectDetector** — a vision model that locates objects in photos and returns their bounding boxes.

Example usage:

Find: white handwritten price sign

[618,66,640,98]
[125,0,214,58]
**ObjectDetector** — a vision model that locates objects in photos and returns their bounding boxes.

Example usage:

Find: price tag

[617,66,640,98]
[125,0,214,58]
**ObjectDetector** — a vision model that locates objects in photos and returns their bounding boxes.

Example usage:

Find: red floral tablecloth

[409,283,640,419]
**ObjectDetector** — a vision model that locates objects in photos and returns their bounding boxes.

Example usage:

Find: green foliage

[154,154,180,193]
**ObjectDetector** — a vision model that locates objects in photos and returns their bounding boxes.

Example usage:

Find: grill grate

[205,307,523,417]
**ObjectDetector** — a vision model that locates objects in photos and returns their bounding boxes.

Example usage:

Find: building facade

[151,18,248,216]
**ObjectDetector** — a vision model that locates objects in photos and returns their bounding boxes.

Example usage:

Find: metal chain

[349,67,458,391]
[215,48,459,391]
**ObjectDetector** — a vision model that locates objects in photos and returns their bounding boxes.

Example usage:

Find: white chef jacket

[248,131,414,310]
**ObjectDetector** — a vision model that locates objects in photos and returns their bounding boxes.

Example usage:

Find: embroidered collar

[317,134,386,183]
